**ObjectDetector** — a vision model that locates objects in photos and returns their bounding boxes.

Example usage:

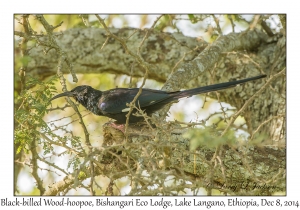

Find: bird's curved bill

[50,91,74,101]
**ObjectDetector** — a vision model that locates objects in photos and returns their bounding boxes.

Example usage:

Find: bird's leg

[103,121,126,146]
[103,121,152,136]
[104,121,125,133]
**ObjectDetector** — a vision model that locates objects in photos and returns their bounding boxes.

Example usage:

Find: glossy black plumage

[50,75,266,124]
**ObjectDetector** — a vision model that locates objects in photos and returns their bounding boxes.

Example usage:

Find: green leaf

[20,56,31,66]
[184,127,237,150]
[188,14,197,24]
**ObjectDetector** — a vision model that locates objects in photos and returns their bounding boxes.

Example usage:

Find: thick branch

[44,125,285,196]
[162,29,269,91]
[18,27,207,82]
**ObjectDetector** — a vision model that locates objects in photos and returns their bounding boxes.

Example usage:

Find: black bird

[50,75,266,124]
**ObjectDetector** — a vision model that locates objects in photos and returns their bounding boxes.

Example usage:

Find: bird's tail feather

[172,75,266,100]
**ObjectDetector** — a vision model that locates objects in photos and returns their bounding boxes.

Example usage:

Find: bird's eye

[100,102,106,110]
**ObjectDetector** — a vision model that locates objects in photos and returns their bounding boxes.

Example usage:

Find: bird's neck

[76,89,102,115]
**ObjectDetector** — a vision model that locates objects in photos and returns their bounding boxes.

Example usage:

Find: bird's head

[50,85,94,105]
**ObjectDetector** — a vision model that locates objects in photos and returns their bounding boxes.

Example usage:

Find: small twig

[261,20,274,37]
[73,156,91,188]
[223,51,266,75]
[19,15,31,93]
[212,15,223,35]
[125,29,138,41]
[215,92,228,122]
[250,114,284,141]
[89,163,95,195]
[128,62,135,88]
[35,14,77,83]
[105,180,114,196]
[37,156,68,175]
[125,16,164,134]
[269,44,285,77]
[100,36,110,51]
[30,138,46,195]
[79,14,90,27]
[227,15,235,32]
[46,111,90,124]
[56,55,91,153]
[232,147,263,183]
[137,14,163,55]
[46,104,71,111]
[171,46,199,74]
[269,85,285,99]
[105,150,136,176]
[14,31,26,37]
[175,120,205,127]
[221,68,285,137]
[96,15,131,55]
[41,133,83,155]
[249,15,260,30]
[210,69,285,165]
[34,15,91,156]
[96,14,163,138]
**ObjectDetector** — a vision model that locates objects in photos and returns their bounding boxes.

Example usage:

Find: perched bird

[50,75,266,124]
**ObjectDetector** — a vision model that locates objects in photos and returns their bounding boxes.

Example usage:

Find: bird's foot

[103,121,154,137]
[103,121,126,145]
[104,121,125,133]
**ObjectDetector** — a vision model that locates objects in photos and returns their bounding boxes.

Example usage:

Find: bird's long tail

[171,75,266,100]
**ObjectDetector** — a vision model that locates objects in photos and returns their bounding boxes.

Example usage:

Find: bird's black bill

[50,91,74,101]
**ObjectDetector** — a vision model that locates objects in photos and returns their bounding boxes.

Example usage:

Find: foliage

[14,76,57,153]
[185,126,237,150]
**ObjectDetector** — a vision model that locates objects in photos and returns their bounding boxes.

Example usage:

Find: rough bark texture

[43,124,286,196]
[25,27,207,82]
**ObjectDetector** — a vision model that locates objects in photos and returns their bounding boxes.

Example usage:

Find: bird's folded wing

[98,88,171,114]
